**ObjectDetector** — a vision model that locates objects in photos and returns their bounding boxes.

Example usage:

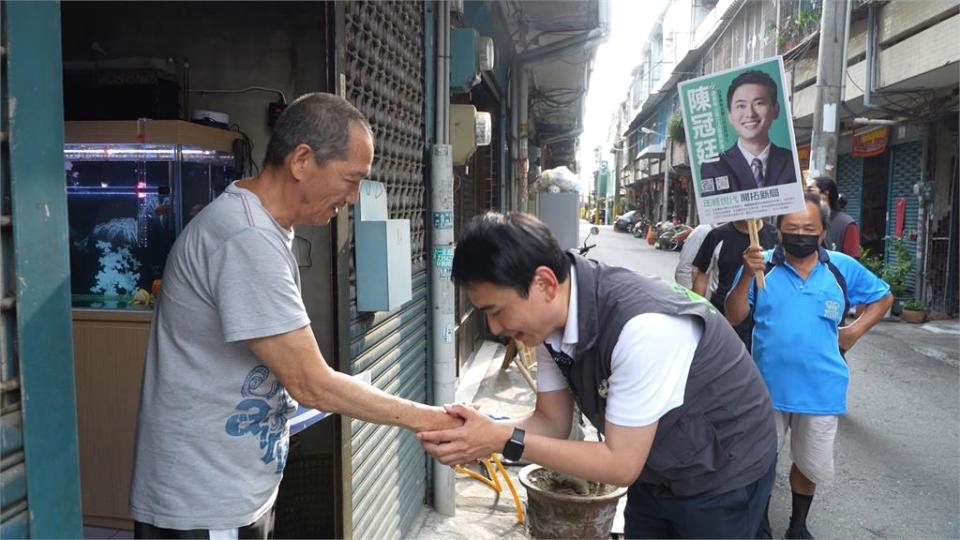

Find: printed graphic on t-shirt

[225,365,296,473]
[823,299,842,323]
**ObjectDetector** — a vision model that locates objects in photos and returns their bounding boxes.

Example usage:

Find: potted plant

[518,465,628,539]
[900,298,926,324]
[880,237,914,314]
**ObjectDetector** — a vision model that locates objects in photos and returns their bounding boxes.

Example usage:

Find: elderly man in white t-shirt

[130,93,460,539]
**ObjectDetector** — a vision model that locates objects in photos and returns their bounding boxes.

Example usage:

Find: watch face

[503,428,525,461]
[503,440,522,461]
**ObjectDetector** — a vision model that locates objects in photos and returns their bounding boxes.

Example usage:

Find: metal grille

[886,141,922,293]
[343,2,428,539]
[837,153,864,224]
[0,5,29,534]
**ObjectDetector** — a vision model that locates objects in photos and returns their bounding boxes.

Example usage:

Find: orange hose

[454,464,499,492]
[492,454,524,525]
[482,458,502,492]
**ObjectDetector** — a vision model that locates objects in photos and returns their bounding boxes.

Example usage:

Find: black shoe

[784,524,814,539]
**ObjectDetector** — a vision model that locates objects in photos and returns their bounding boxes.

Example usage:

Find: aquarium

[66,143,236,309]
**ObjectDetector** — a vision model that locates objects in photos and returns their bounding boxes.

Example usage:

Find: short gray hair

[263,92,372,169]
[777,191,830,231]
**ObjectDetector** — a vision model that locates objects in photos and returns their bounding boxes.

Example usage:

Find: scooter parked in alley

[657,222,693,251]
[579,226,599,256]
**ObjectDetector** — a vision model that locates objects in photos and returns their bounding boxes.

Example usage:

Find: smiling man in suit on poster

[699,70,797,195]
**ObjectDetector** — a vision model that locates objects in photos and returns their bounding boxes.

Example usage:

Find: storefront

[3,2,442,537]
[832,121,958,315]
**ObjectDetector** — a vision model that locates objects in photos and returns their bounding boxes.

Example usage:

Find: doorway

[860,152,890,256]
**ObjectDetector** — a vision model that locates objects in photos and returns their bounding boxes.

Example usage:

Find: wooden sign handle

[747,219,766,289]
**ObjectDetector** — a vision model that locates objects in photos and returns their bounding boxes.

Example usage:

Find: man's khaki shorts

[773,411,839,486]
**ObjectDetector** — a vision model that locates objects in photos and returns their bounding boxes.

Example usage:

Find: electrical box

[354,180,412,312]
[450,28,495,93]
[537,192,580,250]
[450,104,492,166]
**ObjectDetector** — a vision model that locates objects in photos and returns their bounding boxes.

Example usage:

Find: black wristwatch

[502,427,526,461]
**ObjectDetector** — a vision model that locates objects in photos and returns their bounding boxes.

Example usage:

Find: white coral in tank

[91,240,141,297]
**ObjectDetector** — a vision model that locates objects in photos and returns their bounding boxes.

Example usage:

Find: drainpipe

[519,65,530,211]
[430,0,456,517]
[863,3,879,111]
[661,142,671,222]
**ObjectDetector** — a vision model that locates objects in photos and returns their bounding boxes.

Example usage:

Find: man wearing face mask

[725,193,893,539]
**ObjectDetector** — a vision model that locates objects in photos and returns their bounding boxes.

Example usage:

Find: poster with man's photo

[678,57,805,224]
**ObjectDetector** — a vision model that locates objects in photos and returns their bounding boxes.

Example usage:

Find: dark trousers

[134,506,274,540]
[624,460,776,539]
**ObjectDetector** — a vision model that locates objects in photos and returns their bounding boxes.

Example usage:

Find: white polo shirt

[537,266,702,427]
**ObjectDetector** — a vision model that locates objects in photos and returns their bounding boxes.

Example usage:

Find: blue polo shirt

[732,246,890,415]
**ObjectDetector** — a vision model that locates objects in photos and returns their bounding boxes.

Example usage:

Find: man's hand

[839,293,893,353]
[418,406,465,433]
[417,404,513,466]
[838,325,862,352]
[742,245,766,276]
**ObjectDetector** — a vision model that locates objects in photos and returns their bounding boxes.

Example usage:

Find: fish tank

[66,142,237,310]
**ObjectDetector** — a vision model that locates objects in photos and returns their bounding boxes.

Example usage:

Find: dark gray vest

[559,253,777,497]
[828,211,856,252]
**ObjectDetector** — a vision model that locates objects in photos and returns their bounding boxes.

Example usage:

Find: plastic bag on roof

[534,166,581,193]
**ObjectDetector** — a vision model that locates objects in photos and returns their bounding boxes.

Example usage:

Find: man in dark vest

[419,212,778,538]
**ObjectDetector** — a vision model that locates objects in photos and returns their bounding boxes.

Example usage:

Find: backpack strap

[825,260,851,321]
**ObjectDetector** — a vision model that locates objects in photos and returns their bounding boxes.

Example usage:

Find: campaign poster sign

[678,57,805,224]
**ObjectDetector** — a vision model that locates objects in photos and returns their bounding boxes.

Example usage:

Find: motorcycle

[579,226,599,256]
[657,223,693,251]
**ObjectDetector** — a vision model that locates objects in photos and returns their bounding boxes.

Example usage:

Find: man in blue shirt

[726,192,892,539]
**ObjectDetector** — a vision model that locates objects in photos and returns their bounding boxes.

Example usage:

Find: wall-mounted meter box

[450,104,492,166]
[354,180,412,312]
[450,28,495,93]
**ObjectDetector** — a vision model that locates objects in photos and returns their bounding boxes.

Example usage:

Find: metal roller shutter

[1,9,28,532]
[342,2,429,538]
[886,141,923,293]
[837,153,864,224]
[2,3,82,536]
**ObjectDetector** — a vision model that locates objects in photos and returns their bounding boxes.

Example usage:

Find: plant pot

[518,464,628,539]
[900,308,925,324]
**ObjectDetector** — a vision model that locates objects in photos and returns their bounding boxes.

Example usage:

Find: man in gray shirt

[130,93,459,538]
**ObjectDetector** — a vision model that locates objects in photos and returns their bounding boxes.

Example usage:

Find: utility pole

[809,0,852,180]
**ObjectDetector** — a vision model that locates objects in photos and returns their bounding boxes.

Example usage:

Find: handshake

[416,403,514,467]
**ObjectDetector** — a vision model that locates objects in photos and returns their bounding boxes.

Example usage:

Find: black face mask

[781,233,821,258]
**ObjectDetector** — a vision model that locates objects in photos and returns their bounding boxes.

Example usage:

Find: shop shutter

[0,19,28,532]
[342,2,429,539]
[837,153,863,224]
[2,3,83,536]
[886,141,923,293]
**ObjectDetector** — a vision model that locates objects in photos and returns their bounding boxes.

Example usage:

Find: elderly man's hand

[742,245,766,277]
[421,406,465,432]
[838,325,861,352]
[417,404,513,466]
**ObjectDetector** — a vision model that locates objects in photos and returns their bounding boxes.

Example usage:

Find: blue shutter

[886,141,923,293]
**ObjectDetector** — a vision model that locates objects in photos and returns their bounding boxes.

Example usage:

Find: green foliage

[778,7,822,52]
[903,298,924,311]
[880,236,914,298]
[668,112,685,143]
[860,248,884,277]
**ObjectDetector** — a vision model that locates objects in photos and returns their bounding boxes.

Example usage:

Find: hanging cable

[190,86,287,104]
